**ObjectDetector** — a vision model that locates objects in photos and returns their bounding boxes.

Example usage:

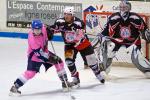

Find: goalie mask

[119,1,131,21]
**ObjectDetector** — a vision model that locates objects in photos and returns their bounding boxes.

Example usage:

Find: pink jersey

[27,25,48,62]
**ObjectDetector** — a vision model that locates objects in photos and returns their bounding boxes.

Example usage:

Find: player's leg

[80,52,89,69]
[101,40,120,74]
[91,37,105,71]
[9,59,42,95]
[80,45,105,83]
[64,45,80,87]
[131,44,150,78]
[44,51,72,90]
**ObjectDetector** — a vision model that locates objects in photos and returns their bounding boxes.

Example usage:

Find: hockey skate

[70,72,80,88]
[96,73,105,84]
[62,81,72,92]
[9,85,21,96]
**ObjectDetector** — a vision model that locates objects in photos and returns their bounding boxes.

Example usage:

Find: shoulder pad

[129,14,140,20]
[109,12,120,21]
[74,21,82,27]
[56,18,65,23]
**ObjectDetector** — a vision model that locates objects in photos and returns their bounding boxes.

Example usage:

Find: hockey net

[84,12,150,67]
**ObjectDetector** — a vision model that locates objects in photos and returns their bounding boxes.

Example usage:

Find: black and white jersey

[49,17,88,45]
[101,12,148,46]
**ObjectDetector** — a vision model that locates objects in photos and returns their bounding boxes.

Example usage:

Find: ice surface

[0,38,150,100]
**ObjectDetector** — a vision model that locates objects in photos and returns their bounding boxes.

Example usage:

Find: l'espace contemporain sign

[7,0,82,28]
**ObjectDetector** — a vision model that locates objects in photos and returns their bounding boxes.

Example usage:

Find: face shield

[64,13,74,23]
[119,1,131,20]
[64,7,75,23]
[33,28,42,36]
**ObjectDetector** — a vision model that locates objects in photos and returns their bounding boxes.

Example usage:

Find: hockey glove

[46,27,54,40]
[34,48,49,62]
[141,29,150,43]
[49,55,61,64]
[98,33,110,44]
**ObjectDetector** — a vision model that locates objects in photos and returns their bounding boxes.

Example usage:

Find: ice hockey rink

[0,37,150,100]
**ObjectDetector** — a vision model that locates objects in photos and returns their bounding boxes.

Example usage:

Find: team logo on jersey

[65,31,76,43]
[120,26,131,39]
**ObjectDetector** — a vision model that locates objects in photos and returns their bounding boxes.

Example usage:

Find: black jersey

[101,12,147,46]
[49,17,88,46]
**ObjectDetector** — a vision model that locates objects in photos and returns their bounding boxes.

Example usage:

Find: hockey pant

[13,51,68,89]
[65,45,101,77]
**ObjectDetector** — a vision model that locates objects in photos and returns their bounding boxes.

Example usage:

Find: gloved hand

[46,27,54,40]
[98,34,110,44]
[49,55,61,64]
[141,29,150,43]
[74,29,85,43]
[34,48,49,62]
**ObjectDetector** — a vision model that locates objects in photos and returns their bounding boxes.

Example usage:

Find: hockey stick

[49,41,76,100]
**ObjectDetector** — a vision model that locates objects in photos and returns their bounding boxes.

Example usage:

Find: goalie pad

[91,36,100,48]
[92,35,115,74]
[131,44,150,78]
[107,41,116,58]
[101,40,116,74]
[85,53,97,66]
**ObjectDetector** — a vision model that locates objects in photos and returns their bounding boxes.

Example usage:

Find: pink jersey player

[9,19,71,96]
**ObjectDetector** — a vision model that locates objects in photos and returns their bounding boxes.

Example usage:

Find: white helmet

[64,7,75,15]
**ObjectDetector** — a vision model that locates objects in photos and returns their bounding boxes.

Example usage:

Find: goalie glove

[98,33,110,44]
[141,29,150,43]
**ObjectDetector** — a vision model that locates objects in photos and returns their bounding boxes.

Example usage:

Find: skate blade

[63,87,71,92]
[9,92,21,97]
[72,83,80,89]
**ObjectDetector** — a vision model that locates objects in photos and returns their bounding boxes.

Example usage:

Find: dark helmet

[119,0,131,20]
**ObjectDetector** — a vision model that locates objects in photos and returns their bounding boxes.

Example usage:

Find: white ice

[0,38,150,100]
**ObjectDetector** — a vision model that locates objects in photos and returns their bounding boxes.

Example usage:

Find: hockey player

[93,1,150,78]
[9,19,71,96]
[47,7,105,87]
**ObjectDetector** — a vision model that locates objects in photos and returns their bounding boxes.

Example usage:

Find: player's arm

[101,21,109,36]
[97,16,112,45]
[139,17,150,43]
[100,13,116,37]
[33,48,49,62]
[46,24,56,40]
[91,16,111,47]
[28,34,49,62]
[46,19,63,40]
[74,20,87,43]
[80,20,85,29]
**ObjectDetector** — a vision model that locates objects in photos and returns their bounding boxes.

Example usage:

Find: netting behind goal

[84,12,150,67]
